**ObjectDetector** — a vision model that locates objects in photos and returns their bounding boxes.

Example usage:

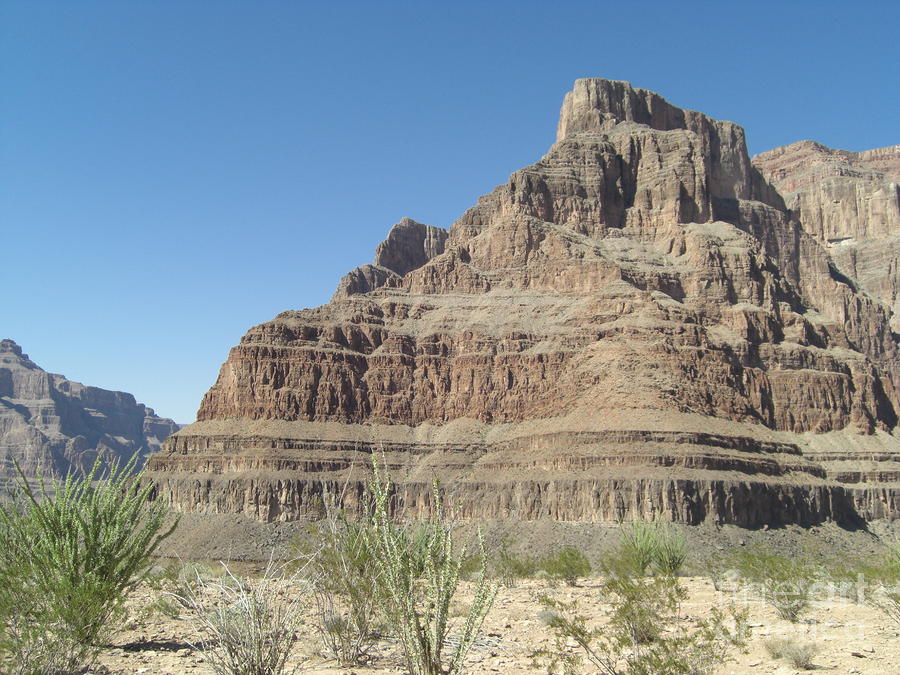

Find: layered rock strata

[147,79,900,527]
[751,143,900,513]
[753,141,900,329]
[0,339,179,485]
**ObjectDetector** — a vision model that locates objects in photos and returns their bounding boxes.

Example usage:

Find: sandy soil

[90,572,898,675]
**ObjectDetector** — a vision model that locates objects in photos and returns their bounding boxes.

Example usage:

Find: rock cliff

[753,141,900,329]
[146,79,900,528]
[0,339,179,486]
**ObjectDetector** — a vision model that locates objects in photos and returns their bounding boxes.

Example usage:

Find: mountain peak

[0,338,24,357]
[557,78,733,141]
[147,79,900,531]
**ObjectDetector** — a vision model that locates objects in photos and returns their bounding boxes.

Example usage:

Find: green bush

[293,508,383,666]
[613,520,688,577]
[0,456,176,674]
[727,546,815,622]
[651,523,687,575]
[540,546,592,587]
[534,567,748,674]
[368,460,497,675]
[606,568,685,644]
[618,520,659,575]
[493,538,538,588]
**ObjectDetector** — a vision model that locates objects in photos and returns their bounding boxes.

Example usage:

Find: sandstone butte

[145,79,900,529]
[0,338,179,487]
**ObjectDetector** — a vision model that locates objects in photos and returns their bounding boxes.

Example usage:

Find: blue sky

[2,1,898,424]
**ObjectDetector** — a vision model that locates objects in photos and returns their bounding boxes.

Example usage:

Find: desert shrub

[171,561,308,675]
[728,545,815,622]
[0,568,89,675]
[613,520,688,577]
[493,538,539,588]
[293,508,382,666]
[765,637,817,669]
[0,456,176,674]
[368,460,497,675]
[617,520,659,575]
[534,568,748,674]
[651,523,687,575]
[863,541,900,626]
[142,561,228,622]
[606,568,685,644]
[700,550,737,593]
[540,546,592,587]
[869,584,900,627]
[458,553,485,581]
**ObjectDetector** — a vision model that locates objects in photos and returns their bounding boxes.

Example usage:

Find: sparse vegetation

[493,538,539,588]
[540,546,592,587]
[141,563,188,620]
[534,563,749,674]
[765,636,817,669]
[170,561,308,675]
[651,523,687,575]
[6,453,899,674]
[727,545,815,622]
[618,520,659,575]
[868,582,900,627]
[293,507,383,666]
[368,460,497,675]
[862,541,900,626]
[0,456,176,674]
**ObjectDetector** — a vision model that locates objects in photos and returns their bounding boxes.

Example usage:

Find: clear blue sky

[3,1,898,424]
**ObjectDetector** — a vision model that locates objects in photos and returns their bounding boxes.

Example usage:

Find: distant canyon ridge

[137,78,898,527]
[0,339,179,487]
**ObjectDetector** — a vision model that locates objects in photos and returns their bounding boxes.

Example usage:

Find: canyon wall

[753,141,900,330]
[146,79,900,527]
[0,339,179,486]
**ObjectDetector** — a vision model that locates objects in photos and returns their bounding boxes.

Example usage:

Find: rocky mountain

[145,79,900,528]
[0,339,179,486]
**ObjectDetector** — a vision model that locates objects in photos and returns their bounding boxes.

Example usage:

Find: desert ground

[92,531,900,675]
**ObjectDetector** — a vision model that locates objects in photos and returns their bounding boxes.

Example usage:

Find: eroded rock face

[753,141,900,242]
[374,217,449,277]
[332,218,449,300]
[146,79,900,526]
[753,141,900,330]
[0,339,179,485]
